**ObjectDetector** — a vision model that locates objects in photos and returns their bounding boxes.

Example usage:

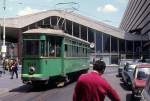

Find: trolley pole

[1,0,7,59]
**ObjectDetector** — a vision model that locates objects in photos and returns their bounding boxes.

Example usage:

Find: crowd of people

[0,58,19,79]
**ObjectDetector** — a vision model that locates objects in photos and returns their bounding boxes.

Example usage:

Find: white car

[118,59,134,77]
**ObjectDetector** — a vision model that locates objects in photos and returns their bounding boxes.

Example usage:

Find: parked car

[132,63,150,98]
[118,59,134,77]
[122,63,136,86]
[142,75,150,101]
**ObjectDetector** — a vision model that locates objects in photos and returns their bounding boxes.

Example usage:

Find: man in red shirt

[73,60,120,101]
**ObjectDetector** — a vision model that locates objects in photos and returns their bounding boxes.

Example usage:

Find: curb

[107,65,119,68]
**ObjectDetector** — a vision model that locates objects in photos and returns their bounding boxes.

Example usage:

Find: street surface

[0,67,133,101]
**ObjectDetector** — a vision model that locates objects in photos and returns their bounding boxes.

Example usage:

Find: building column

[125,40,127,59]
[110,36,111,64]
[102,32,103,53]
[18,29,22,63]
[79,25,81,39]
[117,39,119,59]
[133,40,135,58]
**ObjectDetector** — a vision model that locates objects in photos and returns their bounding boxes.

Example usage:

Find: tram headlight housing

[29,66,35,75]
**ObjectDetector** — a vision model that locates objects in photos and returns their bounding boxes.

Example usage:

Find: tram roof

[23,28,90,44]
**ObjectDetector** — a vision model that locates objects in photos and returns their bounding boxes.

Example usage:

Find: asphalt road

[0,67,133,101]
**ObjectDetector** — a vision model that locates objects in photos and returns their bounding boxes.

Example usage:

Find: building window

[111,55,118,64]
[119,39,125,53]
[81,25,87,41]
[134,41,141,58]
[126,40,133,53]
[126,40,133,59]
[73,22,79,37]
[103,34,110,53]
[65,20,72,35]
[96,31,102,53]
[88,28,94,43]
[111,36,118,53]
[142,41,149,58]
[51,16,58,28]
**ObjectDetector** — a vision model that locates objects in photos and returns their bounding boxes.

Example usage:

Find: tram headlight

[29,66,35,75]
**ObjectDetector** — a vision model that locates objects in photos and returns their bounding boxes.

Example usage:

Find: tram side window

[56,39,61,57]
[56,44,61,57]
[23,40,39,56]
[69,45,72,56]
[48,37,61,57]
[65,44,68,57]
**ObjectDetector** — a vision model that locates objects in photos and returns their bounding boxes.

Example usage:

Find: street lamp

[1,0,7,58]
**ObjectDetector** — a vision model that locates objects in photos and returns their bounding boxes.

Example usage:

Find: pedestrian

[73,60,120,101]
[10,59,18,79]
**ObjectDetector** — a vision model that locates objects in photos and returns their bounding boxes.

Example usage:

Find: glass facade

[96,31,102,53]
[20,15,148,65]
[103,34,110,53]
[119,39,125,53]
[134,41,141,59]
[88,28,94,43]
[111,36,118,53]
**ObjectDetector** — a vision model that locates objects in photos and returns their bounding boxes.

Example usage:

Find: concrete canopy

[0,10,124,38]
[0,10,146,41]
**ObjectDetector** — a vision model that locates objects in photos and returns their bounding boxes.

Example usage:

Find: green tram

[21,28,90,85]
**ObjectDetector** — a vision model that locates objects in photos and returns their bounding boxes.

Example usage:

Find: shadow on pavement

[9,84,56,93]
[9,85,32,93]
[9,81,76,93]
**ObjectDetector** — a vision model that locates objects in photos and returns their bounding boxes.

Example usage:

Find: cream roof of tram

[0,10,125,39]
[23,28,90,44]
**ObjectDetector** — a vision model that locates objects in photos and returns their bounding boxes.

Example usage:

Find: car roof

[128,65,136,69]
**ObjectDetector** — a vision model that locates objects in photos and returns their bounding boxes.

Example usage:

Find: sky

[0,0,128,27]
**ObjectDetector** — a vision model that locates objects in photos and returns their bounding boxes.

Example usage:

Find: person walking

[73,60,120,101]
[10,59,18,79]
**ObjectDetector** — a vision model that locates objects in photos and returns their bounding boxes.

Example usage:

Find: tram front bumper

[21,74,49,81]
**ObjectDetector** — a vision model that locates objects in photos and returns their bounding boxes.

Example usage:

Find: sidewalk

[0,68,23,96]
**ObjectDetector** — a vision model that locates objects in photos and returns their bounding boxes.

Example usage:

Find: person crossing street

[10,59,18,79]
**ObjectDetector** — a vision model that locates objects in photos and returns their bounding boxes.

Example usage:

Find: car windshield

[137,67,150,80]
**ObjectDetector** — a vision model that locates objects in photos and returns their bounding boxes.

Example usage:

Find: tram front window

[23,40,39,56]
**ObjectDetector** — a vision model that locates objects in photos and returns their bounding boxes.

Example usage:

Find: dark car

[122,63,136,86]
[118,59,134,77]
[132,63,150,98]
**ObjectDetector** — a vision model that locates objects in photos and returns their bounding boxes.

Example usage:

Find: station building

[0,4,149,65]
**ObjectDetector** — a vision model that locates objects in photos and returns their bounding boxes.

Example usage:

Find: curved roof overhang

[0,10,124,39]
